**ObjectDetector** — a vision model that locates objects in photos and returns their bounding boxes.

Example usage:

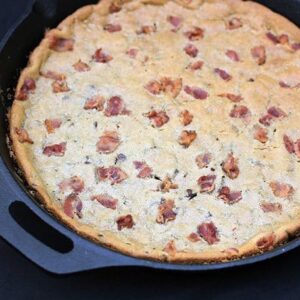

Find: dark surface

[1,0,300,299]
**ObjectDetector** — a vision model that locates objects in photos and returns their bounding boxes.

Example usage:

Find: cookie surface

[10,0,300,263]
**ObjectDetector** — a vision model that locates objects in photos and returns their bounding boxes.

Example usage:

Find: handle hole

[9,201,73,253]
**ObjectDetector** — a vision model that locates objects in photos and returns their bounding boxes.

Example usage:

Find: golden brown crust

[9,0,300,263]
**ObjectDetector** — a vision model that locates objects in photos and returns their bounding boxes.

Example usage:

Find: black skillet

[0,0,300,274]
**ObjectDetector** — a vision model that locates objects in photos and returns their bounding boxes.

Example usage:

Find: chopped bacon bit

[295,139,300,158]
[145,77,182,98]
[266,32,279,44]
[133,161,153,178]
[184,26,204,41]
[178,130,197,148]
[117,214,134,230]
[59,176,85,193]
[214,68,232,81]
[279,34,289,44]
[251,46,266,65]
[16,78,36,100]
[52,80,70,93]
[137,25,156,35]
[92,48,113,63]
[256,233,275,251]
[184,85,208,100]
[187,60,204,71]
[291,43,300,51]
[145,80,161,95]
[229,105,251,122]
[197,175,216,193]
[15,128,33,144]
[126,48,138,58]
[253,125,268,143]
[43,142,66,157]
[283,134,295,154]
[156,199,177,224]
[259,114,273,127]
[63,193,82,218]
[222,153,239,179]
[109,1,121,13]
[184,44,198,57]
[225,17,243,30]
[103,23,122,32]
[167,15,182,29]
[179,110,193,126]
[279,81,291,88]
[218,93,243,102]
[163,240,177,255]
[145,110,169,128]
[218,186,242,205]
[84,95,105,111]
[197,222,219,245]
[44,118,62,134]
[187,232,201,242]
[261,202,282,213]
[40,71,66,81]
[196,153,212,169]
[96,166,128,185]
[226,50,240,62]
[91,194,118,210]
[269,181,294,198]
[159,176,178,193]
[259,106,287,127]
[49,37,74,52]
[73,60,90,72]
[104,96,130,116]
[96,131,120,154]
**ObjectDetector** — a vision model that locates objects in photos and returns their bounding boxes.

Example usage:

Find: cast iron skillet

[0,0,300,275]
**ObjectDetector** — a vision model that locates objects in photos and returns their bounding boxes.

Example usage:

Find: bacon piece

[225,17,243,30]
[15,128,33,144]
[96,131,120,154]
[251,46,266,65]
[84,95,105,111]
[218,186,242,205]
[278,34,289,44]
[218,93,243,103]
[133,161,153,178]
[103,23,122,32]
[195,153,212,169]
[184,85,208,100]
[269,181,294,198]
[159,177,178,193]
[226,50,240,62]
[187,232,201,242]
[283,134,295,154]
[187,60,204,71]
[73,60,90,72]
[16,78,36,100]
[44,118,62,134]
[49,37,74,52]
[197,222,219,245]
[214,68,232,81]
[104,96,130,116]
[91,194,118,210]
[184,44,198,57]
[222,153,239,179]
[59,176,85,193]
[63,193,82,218]
[266,32,279,44]
[295,139,300,158]
[167,15,182,29]
[92,48,113,63]
[256,233,275,251]
[52,80,70,93]
[126,48,138,58]
[145,110,169,128]
[137,25,156,34]
[40,71,66,81]
[145,80,161,95]
[179,110,193,126]
[259,106,287,127]
[117,214,134,230]
[184,26,204,41]
[178,130,197,148]
[261,202,282,213]
[279,81,291,88]
[229,105,251,122]
[197,175,216,193]
[96,166,128,185]
[163,240,177,255]
[109,1,121,13]
[156,199,177,224]
[253,125,268,143]
[160,77,182,98]
[291,43,300,51]
[43,142,66,157]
